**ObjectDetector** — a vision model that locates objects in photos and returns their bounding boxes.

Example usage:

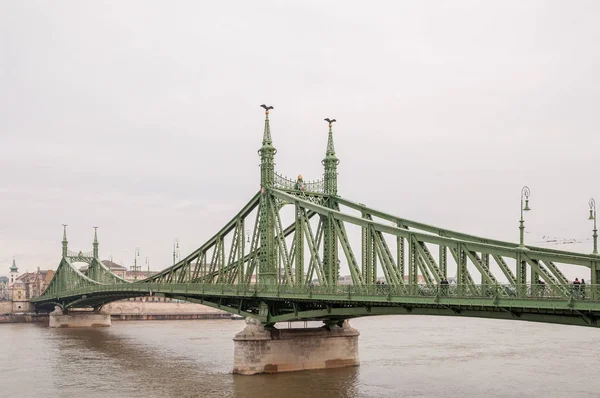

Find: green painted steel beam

[336,196,600,263]
[273,189,597,269]
[267,306,600,328]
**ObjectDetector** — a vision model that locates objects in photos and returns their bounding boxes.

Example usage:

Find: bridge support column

[233,318,359,375]
[48,307,111,328]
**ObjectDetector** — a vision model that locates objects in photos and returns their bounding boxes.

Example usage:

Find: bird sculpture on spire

[324,118,336,127]
[260,104,274,114]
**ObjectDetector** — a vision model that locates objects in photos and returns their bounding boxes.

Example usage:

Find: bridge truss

[32,108,600,328]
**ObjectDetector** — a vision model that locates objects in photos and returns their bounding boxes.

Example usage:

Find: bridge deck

[32,283,600,327]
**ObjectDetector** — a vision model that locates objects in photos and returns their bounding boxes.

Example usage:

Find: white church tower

[9,258,18,283]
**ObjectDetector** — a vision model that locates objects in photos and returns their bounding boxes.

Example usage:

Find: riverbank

[0,314,46,323]
[0,301,239,324]
[1,312,243,324]
[112,313,241,321]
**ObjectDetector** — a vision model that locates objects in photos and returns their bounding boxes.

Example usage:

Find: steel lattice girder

[34,190,600,328]
[31,282,600,327]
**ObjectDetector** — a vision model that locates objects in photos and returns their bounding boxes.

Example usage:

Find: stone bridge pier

[48,306,111,328]
[233,318,360,375]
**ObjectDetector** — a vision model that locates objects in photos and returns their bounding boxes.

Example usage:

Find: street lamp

[173,238,180,265]
[519,186,531,247]
[133,247,140,280]
[589,198,598,255]
[245,229,251,244]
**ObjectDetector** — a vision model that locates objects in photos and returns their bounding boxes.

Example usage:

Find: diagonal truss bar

[299,208,325,285]
[272,203,293,284]
[542,261,570,285]
[449,246,477,295]
[416,255,434,286]
[333,219,364,285]
[414,242,442,283]
[305,216,324,285]
[373,230,401,285]
[491,255,517,285]
[465,251,498,285]
[523,255,570,297]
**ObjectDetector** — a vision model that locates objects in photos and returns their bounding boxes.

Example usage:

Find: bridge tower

[322,119,340,285]
[258,105,277,284]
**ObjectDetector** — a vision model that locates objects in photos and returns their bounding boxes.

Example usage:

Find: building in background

[17,268,55,299]
[10,277,28,312]
[9,258,18,284]
[0,276,9,300]
[1,259,55,312]
[100,260,128,279]
[78,260,155,281]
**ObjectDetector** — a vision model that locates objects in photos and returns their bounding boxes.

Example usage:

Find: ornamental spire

[62,224,68,258]
[324,118,337,158]
[260,104,274,145]
[259,104,276,190]
[10,257,17,272]
[322,118,339,196]
[93,226,99,258]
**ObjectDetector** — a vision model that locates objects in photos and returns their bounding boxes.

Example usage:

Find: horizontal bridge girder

[32,283,600,317]
[271,189,598,267]
[268,306,600,328]
[336,196,599,263]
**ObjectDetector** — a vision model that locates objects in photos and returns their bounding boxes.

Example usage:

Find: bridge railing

[271,283,579,300]
[35,282,600,303]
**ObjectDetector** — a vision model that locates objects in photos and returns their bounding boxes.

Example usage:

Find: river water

[1,316,598,397]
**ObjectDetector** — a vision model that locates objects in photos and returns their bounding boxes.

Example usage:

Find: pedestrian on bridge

[573,278,581,298]
[439,279,449,296]
[537,279,545,297]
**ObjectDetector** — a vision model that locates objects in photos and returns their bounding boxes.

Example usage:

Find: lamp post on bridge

[519,186,531,247]
[132,247,141,281]
[589,198,598,255]
[173,238,180,265]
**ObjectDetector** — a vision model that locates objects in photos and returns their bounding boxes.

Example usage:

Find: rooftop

[101,260,127,271]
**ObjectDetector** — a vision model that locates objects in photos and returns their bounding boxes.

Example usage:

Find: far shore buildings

[17,268,55,299]
[2,259,55,301]
[0,259,53,312]
[77,260,155,281]
[101,260,155,281]
[0,276,9,300]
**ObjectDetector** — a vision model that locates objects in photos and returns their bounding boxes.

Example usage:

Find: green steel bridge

[32,106,600,328]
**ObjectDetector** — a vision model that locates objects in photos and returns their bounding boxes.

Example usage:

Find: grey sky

[1,1,598,279]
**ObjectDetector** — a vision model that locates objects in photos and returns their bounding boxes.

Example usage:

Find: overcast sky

[1,1,598,280]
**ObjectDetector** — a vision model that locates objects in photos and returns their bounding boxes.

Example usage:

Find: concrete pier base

[48,307,111,328]
[233,319,359,375]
